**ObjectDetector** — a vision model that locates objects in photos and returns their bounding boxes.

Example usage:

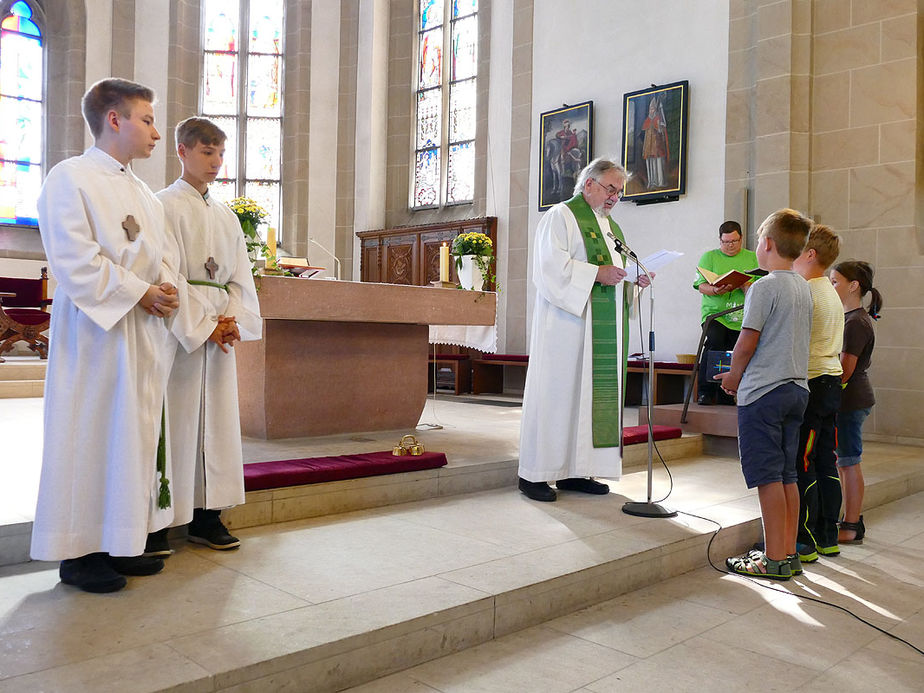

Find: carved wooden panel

[382,236,418,285]
[362,244,380,283]
[358,217,496,289]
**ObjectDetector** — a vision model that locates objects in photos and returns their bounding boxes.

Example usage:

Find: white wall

[529,0,730,359]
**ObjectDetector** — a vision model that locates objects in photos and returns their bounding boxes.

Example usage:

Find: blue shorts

[737,382,809,488]
[836,408,871,468]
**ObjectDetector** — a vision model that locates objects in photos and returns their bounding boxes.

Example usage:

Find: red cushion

[4,308,50,326]
[627,360,694,371]
[243,451,448,491]
[622,425,683,445]
[0,277,43,306]
[482,354,529,362]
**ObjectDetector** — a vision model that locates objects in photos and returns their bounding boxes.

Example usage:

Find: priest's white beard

[592,204,611,218]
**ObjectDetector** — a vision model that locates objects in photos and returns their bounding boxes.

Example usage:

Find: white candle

[266,226,277,259]
[439,242,449,283]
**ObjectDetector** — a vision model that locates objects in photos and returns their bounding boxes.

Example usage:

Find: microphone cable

[625,270,923,657]
[677,509,924,657]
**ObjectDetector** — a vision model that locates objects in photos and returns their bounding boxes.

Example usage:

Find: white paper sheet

[624,249,684,282]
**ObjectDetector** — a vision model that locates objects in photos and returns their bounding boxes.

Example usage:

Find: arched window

[412,0,477,209]
[200,0,284,234]
[0,0,43,227]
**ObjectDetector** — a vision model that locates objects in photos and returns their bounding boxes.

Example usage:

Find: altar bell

[31,78,180,593]
[147,116,262,555]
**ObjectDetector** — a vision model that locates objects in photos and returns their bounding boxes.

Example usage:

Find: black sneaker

[59,553,127,593]
[188,508,241,550]
[556,477,609,494]
[518,477,557,502]
[107,554,165,576]
[144,528,173,557]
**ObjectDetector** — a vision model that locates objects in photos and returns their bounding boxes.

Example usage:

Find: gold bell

[401,434,425,456]
[392,442,408,456]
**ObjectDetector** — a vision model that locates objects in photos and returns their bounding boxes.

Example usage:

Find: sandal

[726,551,791,581]
[838,515,865,544]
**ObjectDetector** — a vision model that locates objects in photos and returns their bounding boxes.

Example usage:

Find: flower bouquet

[228,197,272,275]
[451,231,495,290]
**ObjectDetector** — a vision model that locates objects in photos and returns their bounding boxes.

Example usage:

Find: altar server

[147,116,262,555]
[31,78,180,593]
[518,158,651,502]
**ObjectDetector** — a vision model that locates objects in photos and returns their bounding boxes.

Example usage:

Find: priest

[518,158,650,502]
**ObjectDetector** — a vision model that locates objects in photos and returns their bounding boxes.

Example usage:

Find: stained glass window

[0,0,43,226]
[201,0,284,234]
[412,0,477,209]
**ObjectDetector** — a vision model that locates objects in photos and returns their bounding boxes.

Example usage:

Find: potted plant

[451,231,495,291]
[228,196,271,275]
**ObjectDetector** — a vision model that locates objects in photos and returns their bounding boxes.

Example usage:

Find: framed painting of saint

[621,81,689,204]
[538,101,593,211]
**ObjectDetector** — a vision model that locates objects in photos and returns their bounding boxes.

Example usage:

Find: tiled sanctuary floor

[345,492,924,693]
[0,394,922,691]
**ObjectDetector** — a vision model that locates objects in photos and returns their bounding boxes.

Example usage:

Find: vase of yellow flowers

[451,231,495,291]
[228,196,270,275]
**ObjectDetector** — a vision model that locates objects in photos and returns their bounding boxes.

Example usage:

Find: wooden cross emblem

[122,215,141,241]
[204,256,219,279]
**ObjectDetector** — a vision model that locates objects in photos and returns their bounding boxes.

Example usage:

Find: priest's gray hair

[573,158,629,196]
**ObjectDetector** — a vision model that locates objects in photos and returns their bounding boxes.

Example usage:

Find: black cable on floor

[677,509,924,658]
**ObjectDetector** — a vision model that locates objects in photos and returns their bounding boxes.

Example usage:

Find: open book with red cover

[696,266,760,290]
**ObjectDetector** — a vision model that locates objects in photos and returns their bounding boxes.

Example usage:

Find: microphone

[307,237,342,280]
[606,231,637,259]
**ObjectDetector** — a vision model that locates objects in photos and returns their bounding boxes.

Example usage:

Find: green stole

[564,194,631,448]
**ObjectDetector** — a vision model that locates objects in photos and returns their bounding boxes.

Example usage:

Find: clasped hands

[140,283,179,318]
[209,315,240,354]
[596,265,654,288]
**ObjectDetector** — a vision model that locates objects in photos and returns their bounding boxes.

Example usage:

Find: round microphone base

[622,501,678,518]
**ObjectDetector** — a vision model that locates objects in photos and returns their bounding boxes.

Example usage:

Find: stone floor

[0,394,922,692]
[344,492,924,693]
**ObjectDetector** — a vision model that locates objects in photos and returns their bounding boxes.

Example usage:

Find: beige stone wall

[726,0,924,443]
[503,0,533,356]
[335,3,359,280]
[166,0,200,186]
[382,0,491,228]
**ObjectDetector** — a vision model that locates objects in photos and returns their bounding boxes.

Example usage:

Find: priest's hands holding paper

[209,315,240,353]
[637,272,654,288]
[596,265,628,285]
[140,283,179,318]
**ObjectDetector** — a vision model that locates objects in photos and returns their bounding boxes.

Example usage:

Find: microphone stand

[615,243,676,519]
[307,237,342,280]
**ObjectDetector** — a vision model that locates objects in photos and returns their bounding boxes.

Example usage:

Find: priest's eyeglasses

[592,179,624,200]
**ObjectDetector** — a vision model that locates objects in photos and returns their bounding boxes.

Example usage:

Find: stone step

[0,379,44,398]
[0,360,46,381]
[639,402,739,437]
[3,446,921,692]
[222,434,704,531]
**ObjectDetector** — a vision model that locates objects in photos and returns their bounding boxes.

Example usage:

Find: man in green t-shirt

[693,221,758,405]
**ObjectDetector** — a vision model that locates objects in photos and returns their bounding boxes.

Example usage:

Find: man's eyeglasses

[592,179,624,200]
[719,237,742,246]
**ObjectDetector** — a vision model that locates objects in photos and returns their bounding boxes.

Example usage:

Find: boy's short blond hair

[805,223,840,269]
[758,208,811,260]
[175,116,227,149]
[82,78,155,139]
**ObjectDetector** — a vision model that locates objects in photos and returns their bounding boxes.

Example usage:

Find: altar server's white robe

[518,202,627,482]
[31,147,178,561]
[158,179,262,523]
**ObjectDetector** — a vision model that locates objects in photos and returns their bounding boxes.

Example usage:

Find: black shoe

[144,528,173,558]
[59,553,127,593]
[696,393,714,406]
[107,554,165,576]
[518,477,557,502]
[556,477,610,494]
[188,508,241,550]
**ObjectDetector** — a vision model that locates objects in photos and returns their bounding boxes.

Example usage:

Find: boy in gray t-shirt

[715,209,812,581]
